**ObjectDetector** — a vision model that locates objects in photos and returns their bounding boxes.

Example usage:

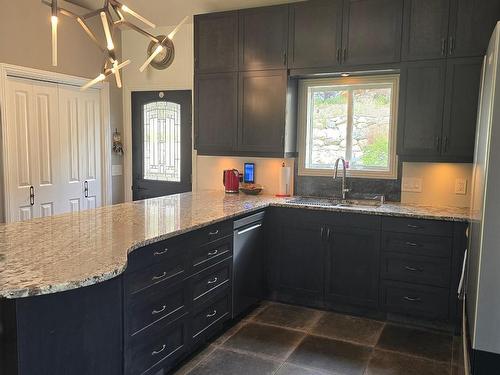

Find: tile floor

[174,302,465,375]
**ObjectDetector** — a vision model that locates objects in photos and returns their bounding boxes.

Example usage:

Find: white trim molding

[297,74,400,180]
[0,63,112,222]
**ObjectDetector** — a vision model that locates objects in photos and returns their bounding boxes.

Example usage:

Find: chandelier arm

[76,17,107,53]
[120,21,160,43]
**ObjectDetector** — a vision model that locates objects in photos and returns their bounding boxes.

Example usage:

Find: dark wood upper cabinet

[288,0,343,69]
[402,0,451,61]
[238,6,289,71]
[195,12,238,73]
[442,57,482,160]
[448,0,500,58]
[341,0,404,66]
[195,72,237,154]
[325,226,380,309]
[237,70,288,155]
[399,60,447,158]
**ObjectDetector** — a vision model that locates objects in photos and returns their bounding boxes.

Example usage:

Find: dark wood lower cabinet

[0,209,467,374]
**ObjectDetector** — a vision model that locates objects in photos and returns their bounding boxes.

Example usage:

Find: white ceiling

[65,0,303,26]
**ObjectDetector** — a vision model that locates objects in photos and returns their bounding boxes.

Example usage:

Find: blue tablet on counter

[244,163,255,183]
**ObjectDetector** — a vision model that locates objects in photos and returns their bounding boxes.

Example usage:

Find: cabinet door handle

[152,271,167,281]
[403,296,422,302]
[343,48,347,62]
[152,305,167,315]
[29,186,35,206]
[435,136,441,152]
[443,135,449,153]
[206,309,217,318]
[282,50,287,66]
[320,226,325,240]
[209,229,219,236]
[441,38,447,56]
[207,276,218,285]
[449,36,454,55]
[154,248,168,256]
[84,180,89,198]
[407,224,421,229]
[152,344,166,356]
[207,249,219,257]
[327,227,331,240]
[405,241,418,247]
[404,265,423,272]
[337,48,341,64]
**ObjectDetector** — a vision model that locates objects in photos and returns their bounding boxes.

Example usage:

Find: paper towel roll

[278,166,292,197]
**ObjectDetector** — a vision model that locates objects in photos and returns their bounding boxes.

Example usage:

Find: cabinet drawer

[128,236,191,273]
[192,290,231,341]
[381,232,452,258]
[126,314,188,375]
[191,259,232,305]
[194,220,233,246]
[192,238,232,274]
[126,280,189,336]
[382,217,452,236]
[125,256,188,295]
[381,281,449,320]
[381,253,451,287]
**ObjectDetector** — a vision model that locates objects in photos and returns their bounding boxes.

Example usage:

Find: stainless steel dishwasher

[233,211,265,318]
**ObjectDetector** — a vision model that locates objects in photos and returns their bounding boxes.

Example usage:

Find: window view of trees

[306,82,393,173]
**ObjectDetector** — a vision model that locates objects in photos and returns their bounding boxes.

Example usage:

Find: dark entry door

[132,90,192,200]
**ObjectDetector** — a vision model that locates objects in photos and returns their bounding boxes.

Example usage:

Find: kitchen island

[0,191,469,375]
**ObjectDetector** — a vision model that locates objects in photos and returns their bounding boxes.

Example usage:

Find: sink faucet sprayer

[333,157,350,200]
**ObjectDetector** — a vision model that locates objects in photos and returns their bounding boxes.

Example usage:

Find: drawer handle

[206,309,217,318]
[207,277,218,285]
[405,242,418,247]
[152,344,166,356]
[152,305,167,315]
[209,229,219,236]
[407,224,421,229]
[154,248,168,256]
[404,265,423,272]
[403,296,422,302]
[207,249,219,257]
[152,271,167,281]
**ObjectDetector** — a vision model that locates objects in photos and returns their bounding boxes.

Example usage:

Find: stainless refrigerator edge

[466,21,500,373]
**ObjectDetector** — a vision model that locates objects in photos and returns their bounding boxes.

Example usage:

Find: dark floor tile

[452,335,464,366]
[276,362,332,375]
[376,324,452,363]
[222,322,304,360]
[287,335,372,375]
[254,303,322,331]
[311,311,384,346]
[187,348,281,375]
[366,349,451,375]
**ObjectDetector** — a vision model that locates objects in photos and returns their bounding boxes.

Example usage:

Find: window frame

[297,75,399,179]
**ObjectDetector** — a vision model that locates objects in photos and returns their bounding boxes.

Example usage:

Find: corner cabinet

[399,57,482,162]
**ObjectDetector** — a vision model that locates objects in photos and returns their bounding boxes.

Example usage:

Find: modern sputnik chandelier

[44,0,188,90]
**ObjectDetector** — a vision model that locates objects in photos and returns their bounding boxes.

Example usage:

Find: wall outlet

[455,178,467,195]
[402,177,423,193]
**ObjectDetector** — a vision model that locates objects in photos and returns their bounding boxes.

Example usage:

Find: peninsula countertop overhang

[0,191,470,299]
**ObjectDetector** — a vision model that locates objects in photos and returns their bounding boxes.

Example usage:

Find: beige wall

[0,0,125,218]
[401,162,473,207]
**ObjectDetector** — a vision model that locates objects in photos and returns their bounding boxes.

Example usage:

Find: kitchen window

[298,75,399,179]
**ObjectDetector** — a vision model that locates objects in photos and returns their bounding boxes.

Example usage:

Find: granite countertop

[0,191,470,299]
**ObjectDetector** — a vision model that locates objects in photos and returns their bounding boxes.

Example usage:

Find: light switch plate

[402,177,423,193]
[112,164,123,176]
[455,178,467,195]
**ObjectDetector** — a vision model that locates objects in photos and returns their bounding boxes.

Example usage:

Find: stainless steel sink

[287,197,382,208]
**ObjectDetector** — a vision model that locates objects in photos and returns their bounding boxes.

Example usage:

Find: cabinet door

[442,57,482,161]
[195,73,237,155]
[399,60,446,158]
[342,0,403,65]
[273,211,325,307]
[288,0,343,69]
[448,0,500,58]
[239,5,288,71]
[195,12,238,73]
[325,226,380,308]
[237,70,287,155]
[402,0,451,61]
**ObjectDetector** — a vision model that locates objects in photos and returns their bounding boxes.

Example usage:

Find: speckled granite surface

[0,191,469,299]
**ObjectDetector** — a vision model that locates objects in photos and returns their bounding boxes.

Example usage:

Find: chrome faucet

[333,157,350,200]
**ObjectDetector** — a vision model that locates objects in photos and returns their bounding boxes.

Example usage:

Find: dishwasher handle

[236,223,262,235]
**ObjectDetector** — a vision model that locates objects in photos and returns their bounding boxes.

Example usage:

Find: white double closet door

[5,77,102,222]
